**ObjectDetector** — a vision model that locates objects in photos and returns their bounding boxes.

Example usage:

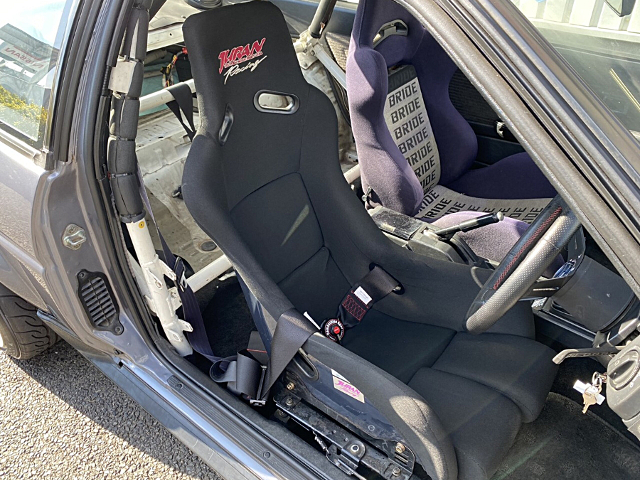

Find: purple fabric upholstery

[445,153,557,199]
[346,0,555,215]
[431,211,564,275]
[346,0,477,216]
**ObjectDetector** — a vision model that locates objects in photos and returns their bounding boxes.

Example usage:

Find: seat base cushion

[430,211,565,273]
[416,185,552,224]
[432,333,558,422]
[431,211,528,264]
[341,310,456,383]
[409,368,522,480]
[342,314,558,479]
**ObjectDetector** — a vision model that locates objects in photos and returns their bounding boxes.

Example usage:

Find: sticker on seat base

[332,369,365,403]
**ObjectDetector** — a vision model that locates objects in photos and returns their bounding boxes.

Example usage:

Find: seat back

[182,1,379,346]
[347,0,478,216]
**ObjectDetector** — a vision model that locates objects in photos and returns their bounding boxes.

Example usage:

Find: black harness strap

[211,331,268,400]
[338,266,400,328]
[264,309,317,394]
[211,309,316,404]
[166,82,196,141]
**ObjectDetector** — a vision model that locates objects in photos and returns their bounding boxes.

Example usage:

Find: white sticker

[417,185,552,224]
[354,286,372,305]
[332,370,365,403]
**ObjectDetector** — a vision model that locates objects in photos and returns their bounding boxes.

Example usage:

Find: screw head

[349,444,360,453]
[285,397,294,406]
[392,467,402,476]
[286,382,295,391]
[395,443,406,454]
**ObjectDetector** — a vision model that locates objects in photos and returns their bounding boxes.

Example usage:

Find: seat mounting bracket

[274,390,413,480]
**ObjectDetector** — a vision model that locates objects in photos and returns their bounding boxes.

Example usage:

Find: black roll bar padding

[121,4,150,61]
[109,96,141,139]
[107,1,150,223]
[309,0,338,38]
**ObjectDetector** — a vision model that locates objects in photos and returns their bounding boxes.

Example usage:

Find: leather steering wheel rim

[465,196,581,334]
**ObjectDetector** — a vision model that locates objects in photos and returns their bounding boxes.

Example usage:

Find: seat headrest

[183,1,307,131]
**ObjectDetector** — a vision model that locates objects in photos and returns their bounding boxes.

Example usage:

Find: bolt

[395,443,405,454]
[114,325,124,335]
[367,425,375,432]
[286,382,295,391]
[349,444,360,453]
[391,467,402,477]
[285,397,294,407]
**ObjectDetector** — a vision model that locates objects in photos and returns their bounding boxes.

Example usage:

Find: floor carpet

[493,392,640,480]
[201,275,255,359]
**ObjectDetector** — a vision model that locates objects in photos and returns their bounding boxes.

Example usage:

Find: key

[582,384,600,413]
[574,371,608,414]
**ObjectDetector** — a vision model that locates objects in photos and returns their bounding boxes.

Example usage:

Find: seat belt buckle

[249,364,268,407]
[174,257,188,291]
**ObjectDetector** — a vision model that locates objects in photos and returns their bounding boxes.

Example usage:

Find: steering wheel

[465,196,581,334]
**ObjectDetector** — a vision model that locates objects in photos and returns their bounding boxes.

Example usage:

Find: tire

[0,285,58,359]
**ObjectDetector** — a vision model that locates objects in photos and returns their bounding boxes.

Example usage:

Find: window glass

[0,1,71,146]
[511,0,640,140]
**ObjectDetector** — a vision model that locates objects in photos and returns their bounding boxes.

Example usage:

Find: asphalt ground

[0,341,222,480]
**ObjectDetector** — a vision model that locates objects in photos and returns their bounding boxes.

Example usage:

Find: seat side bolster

[346,47,424,216]
[302,334,459,480]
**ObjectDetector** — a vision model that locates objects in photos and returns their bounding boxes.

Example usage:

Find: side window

[511,0,640,141]
[0,1,72,148]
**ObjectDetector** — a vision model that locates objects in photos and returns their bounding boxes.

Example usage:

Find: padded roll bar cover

[106,137,145,222]
[110,96,140,139]
[121,7,150,61]
[304,333,458,480]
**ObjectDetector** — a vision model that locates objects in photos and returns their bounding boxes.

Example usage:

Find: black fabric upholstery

[182,4,558,479]
[304,334,459,480]
[342,310,456,383]
[410,369,522,480]
[432,333,556,423]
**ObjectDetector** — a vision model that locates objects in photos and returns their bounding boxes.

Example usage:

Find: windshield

[511,0,640,141]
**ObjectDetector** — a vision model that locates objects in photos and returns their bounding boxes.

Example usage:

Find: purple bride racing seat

[346,0,557,263]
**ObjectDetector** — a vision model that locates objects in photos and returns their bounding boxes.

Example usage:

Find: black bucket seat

[182,3,558,479]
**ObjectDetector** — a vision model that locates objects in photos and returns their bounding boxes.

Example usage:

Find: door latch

[62,224,87,250]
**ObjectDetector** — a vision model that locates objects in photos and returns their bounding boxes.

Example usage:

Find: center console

[369,206,487,266]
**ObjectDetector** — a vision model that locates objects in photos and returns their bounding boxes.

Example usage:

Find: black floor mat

[492,393,640,480]
[202,276,255,359]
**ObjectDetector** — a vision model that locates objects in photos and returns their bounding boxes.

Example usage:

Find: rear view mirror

[605,0,636,16]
